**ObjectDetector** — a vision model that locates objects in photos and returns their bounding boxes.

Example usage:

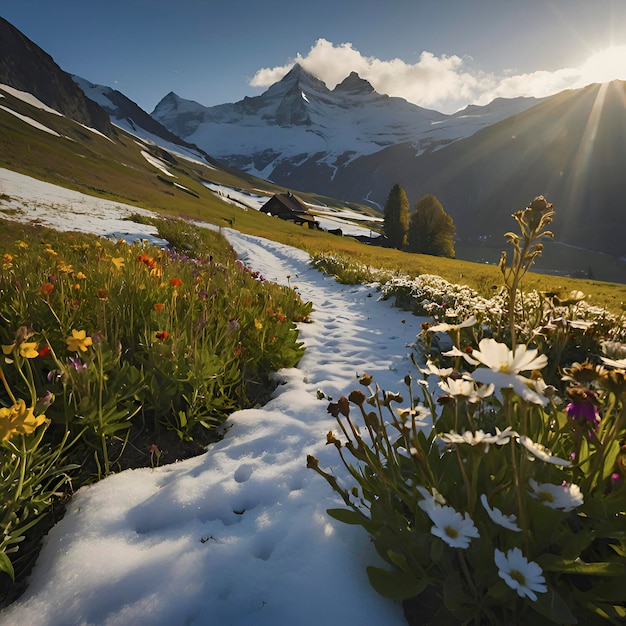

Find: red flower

[40,282,54,295]
[38,345,51,358]
[156,331,169,341]
[169,277,182,287]
[154,303,165,312]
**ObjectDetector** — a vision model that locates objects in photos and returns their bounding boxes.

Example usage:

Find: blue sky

[2,0,626,113]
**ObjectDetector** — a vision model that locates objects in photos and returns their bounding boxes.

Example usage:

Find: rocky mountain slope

[0,17,111,136]
[151,64,539,188]
[150,66,626,257]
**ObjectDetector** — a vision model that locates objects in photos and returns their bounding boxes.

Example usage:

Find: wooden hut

[260,192,317,228]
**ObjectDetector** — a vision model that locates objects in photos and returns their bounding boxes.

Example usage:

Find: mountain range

[148,65,626,258]
[0,15,625,263]
[150,64,541,196]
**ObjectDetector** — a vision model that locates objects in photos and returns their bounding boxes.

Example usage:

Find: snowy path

[0,170,425,625]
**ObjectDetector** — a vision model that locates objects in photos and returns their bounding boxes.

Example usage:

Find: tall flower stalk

[498,196,555,349]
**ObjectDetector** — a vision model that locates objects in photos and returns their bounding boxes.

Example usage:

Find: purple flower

[565,389,600,429]
[68,356,87,372]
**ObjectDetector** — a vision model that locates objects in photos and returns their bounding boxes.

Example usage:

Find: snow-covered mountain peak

[150,65,545,194]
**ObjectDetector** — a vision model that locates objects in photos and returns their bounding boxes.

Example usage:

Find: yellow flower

[66,329,93,352]
[1,342,39,359]
[16,240,28,249]
[254,319,263,330]
[19,342,39,358]
[44,247,58,257]
[76,271,87,280]
[111,256,125,270]
[0,399,47,441]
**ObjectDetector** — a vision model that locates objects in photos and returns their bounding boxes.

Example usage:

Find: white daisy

[418,360,454,379]
[441,345,479,366]
[428,315,478,334]
[428,504,480,549]
[493,426,518,445]
[517,435,571,466]
[480,494,521,532]
[438,377,494,402]
[438,426,517,449]
[494,547,547,601]
[470,338,550,406]
[528,478,584,512]
[471,338,548,374]
[416,485,447,517]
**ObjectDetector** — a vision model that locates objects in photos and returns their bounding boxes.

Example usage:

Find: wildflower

[418,360,454,379]
[40,282,54,296]
[169,277,182,287]
[76,271,87,280]
[428,315,478,334]
[155,331,169,341]
[16,240,28,249]
[428,504,480,549]
[2,341,39,359]
[480,494,521,532]
[494,547,547,601]
[438,428,513,448]
[227,319,240,334]
[598,367,626,395]
[471,338,547,373]
[470,338,549,405]
[2,253,13,268]
[154,303,165,312]
[97,288,108,300]
[0,399,47,441]
[564,387,600,429]
[417,485,447,518]
[254,319,263,330]
[68,356,87,372]
[528,478,583,512]
[601,355,626,369]
[111,256,125,270]
[66,329,93,352]
[437,377,494,402]
[517,435,571,466]
[38,345,51,358]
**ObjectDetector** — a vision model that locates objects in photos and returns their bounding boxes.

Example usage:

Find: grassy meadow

[0,89,624,317]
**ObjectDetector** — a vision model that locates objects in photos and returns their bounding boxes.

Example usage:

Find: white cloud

[249,39,626,113]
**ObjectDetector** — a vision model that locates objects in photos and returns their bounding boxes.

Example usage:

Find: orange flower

[156,331,169,341]
[40,282,54,296]
[154,303,165,312]
[169,277,182,287]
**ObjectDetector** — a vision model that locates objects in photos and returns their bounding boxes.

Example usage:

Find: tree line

[383,184,456,258]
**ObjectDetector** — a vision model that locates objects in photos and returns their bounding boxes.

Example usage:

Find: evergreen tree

[383,184,409,249]
[408,194,456,258]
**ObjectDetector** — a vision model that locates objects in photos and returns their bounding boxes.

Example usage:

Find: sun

[578,45,626,85]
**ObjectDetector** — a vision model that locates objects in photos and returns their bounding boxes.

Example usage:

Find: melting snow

[0,168,423,626]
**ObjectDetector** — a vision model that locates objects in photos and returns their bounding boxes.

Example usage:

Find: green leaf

[538,554,625,577]
[0,551,15,580]
[602,439,620,481]
[366,565,426,600]
[326,508,367,526]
